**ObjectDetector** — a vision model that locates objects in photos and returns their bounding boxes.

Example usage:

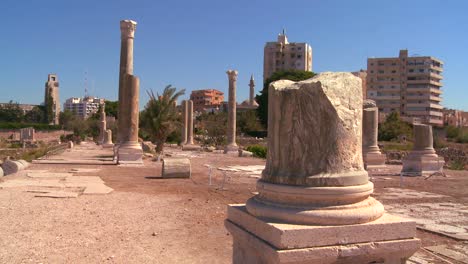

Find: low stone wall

[0,129,72,142]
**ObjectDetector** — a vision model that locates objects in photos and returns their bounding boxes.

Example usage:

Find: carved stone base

[117,142,143,165]
[225,205,420,264]
[363,152,386,167]
[246,180,384,225]
[102,143,114,149]
[402,154,444,176]
[182,144,201,151]
[224,144,239,154]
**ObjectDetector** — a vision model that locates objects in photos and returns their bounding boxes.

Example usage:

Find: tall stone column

[117,74,143,164]
[99,104,107,145]
[224,70,239,153]
[402,124,444,176]
[180,100,188,145]
[116,19,143,165]
[117,20,136,144]
[186,100,194,145]
[362,100,385,168]
[182,100,200,151]
[225,73,420,264]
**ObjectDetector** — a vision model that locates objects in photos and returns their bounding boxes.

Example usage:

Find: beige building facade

[443,108,468,127]
[367,50,444,126]
[263,30,312,81]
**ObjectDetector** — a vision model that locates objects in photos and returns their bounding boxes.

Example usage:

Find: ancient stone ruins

[225,72,420,263]
[116,19,143,165]
[362,99,386,168]
[402,123,445,176]
[181,100,201,151]
[98,104,107,145]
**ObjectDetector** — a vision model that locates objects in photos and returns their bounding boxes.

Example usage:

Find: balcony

[429,80,443,86]
[430,88,442,94]
[429,111,443,117]
[372,95,400,100]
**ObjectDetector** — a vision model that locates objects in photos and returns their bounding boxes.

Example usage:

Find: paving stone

[425,245,468,263]
[35,191,79,198]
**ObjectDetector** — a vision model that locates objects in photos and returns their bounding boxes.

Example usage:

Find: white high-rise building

[63,96,105,119]
[263,30,313,81]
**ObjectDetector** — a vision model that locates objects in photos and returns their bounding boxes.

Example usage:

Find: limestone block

[141,141,155,152]
[226,205,420,264]
[238,149,253,157]
[68,141,74,148]
[17,160,30,169]
[182,144,201,151]
[162,158,191,178]
[2,160,23,176]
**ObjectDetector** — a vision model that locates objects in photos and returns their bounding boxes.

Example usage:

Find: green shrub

[456,132,468,144]
[246,145,267,159]
[446,126,460,139]
[0,122,61,130]
[448,159,465,170]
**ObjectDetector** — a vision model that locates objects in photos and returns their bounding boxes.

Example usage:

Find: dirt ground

[0,142,467,263]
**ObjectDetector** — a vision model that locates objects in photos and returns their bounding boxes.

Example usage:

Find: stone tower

[44,74,60,125]
[249,74,255,106]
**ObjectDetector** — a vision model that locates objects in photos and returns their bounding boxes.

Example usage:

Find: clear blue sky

[1,0,467,110]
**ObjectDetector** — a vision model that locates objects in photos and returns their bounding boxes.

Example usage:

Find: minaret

[249,74,255,106]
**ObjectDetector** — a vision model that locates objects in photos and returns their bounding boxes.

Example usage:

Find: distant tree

[24,106,45,123]
[104,100,118,118]
[198,112,227,147]
[140,85,185,153]
[237,110,263,133]
[378,112,413,141]
[256,70,315,128]
[0,101,24,122]
[44,92,54,124]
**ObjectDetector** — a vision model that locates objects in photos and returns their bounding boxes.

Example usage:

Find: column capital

[226,70,238,81]
[120,20,137,39]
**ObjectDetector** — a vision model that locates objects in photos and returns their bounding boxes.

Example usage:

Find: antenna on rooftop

[84,70,89,98]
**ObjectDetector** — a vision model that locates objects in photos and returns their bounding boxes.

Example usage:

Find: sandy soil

[0,142,467,263]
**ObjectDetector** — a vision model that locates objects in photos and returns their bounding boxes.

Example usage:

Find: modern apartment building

[367,50,444,126]
[263,30,312,81]
[44,74,60,125]
[63,96,105,119]
[190,89,224,112]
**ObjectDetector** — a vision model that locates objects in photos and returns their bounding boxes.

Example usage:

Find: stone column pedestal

[225,73,420,264]
[102,129,114,148]
[402,124,444,176]
[362,100,386,168]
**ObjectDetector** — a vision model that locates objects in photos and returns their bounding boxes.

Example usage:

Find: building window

[378,70,384,74]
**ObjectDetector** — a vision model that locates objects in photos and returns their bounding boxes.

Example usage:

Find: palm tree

[140,85,185,153]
